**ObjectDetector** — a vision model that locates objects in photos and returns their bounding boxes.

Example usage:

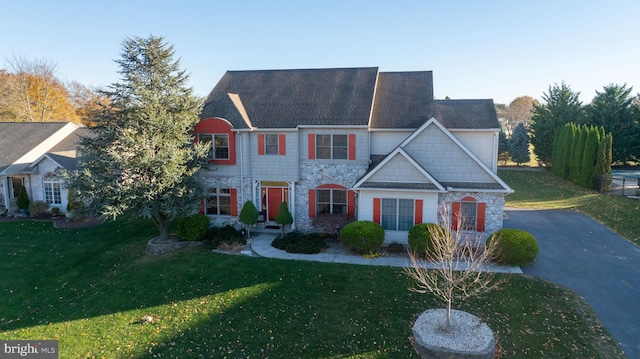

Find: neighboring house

[196,67,513,243]
[0,122,89,213]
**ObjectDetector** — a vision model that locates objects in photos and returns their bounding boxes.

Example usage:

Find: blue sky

[1,0,638,105]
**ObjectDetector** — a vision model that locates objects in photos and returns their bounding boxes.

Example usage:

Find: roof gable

[353,148,446,191]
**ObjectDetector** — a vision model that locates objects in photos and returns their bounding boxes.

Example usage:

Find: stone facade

[438,191,505,239]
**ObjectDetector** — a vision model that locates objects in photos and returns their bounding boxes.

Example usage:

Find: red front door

[262,186,289,221]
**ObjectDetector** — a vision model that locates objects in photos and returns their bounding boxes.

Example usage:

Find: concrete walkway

[250,234,522,273]
[504,208,640,359]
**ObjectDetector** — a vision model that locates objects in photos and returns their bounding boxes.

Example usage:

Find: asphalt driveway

[504,209,640,358]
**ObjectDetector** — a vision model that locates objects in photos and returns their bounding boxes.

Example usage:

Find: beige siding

[369,154,427,182]
[370,131,412,155]
[403,126,494,183]
[451,130,498,171]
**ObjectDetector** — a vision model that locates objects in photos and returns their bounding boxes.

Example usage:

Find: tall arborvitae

[580,126,600,188]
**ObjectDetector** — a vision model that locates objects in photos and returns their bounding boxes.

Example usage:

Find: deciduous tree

[62,35,208,241]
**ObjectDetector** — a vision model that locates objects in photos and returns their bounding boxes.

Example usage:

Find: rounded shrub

[339,221,384,254]
[487,229,539,266]
[209,225,246,248]
[176,214,210,241]
[408,223,448,258]
[272,232,326,254]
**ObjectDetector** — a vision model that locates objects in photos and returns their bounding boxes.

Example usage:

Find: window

[381,198,414,231]
[316,189,347,215]
[460,201,478,230]
[265,134,279,155]
[43,173,62,204]
[206,188,231,216]
[316,134,347,160]
[452,197,486,232]
[199,134,229,160]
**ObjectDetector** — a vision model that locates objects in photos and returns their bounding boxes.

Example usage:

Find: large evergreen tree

[63,35,208,241]
[584,84,640,164]
[529,82,583,166]
[507,122,530,165]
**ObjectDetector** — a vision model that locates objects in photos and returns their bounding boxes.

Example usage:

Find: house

[195,67,512,243]
[0,122,89,213]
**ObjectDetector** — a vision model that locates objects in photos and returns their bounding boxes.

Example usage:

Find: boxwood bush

[272,232,326,254]
[407,223,448,258]
[339,221,384,254]
[487,228,539,266]
[176,214,210,241]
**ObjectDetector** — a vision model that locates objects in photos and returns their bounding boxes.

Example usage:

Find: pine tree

[507,123,530,165]
[530,82,583,165]
[62,35,208,241]
[275,201,293,237]
[238,201,259,238]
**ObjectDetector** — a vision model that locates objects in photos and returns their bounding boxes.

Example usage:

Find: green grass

[0,218,623,358]
[500,169,640,244]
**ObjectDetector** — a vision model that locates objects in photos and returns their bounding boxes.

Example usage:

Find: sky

[1,0,639,105]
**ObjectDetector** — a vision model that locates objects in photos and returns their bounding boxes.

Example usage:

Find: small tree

[404,205,504,332]
[274,201,293,237]
[508,122,530,165]
[16,185,30,211]
[238,201,259,238]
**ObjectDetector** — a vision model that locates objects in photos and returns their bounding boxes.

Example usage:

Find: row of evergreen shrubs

[335,220,538,266]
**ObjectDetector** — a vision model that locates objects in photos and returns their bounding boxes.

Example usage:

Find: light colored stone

[412,308,495,359]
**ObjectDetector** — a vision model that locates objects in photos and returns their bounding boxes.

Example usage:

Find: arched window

[43,172,62,204]
[451,196,486,232]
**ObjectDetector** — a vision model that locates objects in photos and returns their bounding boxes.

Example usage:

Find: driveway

[504,209,640,358]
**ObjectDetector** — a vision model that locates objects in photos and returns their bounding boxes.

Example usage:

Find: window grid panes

[315,134,348,160]
[381,198,415,230]
[265,134,279,155]
[43,173,62,204]
[316,189,347,215]
[460,201,477,231]
[199,134,229,160]
[206,188,231,216]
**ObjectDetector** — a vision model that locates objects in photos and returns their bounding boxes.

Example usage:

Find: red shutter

[308,189,316,218]
[451,202,461,230]
[258,134,265,155]
[348,134,356,160]
[414,199,423,225]
[373,198,381,224]
[279,134,286,155]
[308,134,315,159]
[347,190,355,219]
[230,189,238,216]
[199,198,205,215]
[477,202,486,232]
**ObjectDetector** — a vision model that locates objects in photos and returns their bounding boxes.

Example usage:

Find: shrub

[311,213,352,240]
[176,214,210,241]
[339,221,384,254]
[210,225,246,248]
[16,185,30,210]
[272,232,326,254]
[28,201,50,217]
[408,223,448,258]
[487,229,539,266]
[51,207,61,216]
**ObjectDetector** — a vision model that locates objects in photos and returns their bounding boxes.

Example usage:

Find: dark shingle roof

[369,71,434,129]
[201,67,500,130]
[202,67,379,128]
[0,122,69,168]
[49,127,93,152]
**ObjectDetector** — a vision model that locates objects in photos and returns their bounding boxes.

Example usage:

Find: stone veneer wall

[197,172,251,229]
[438,192,505,239]
[294,163,369,232]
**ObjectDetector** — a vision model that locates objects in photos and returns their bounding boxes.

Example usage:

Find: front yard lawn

[0,219,623,358]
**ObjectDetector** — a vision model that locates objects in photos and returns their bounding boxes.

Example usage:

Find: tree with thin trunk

[62,35,208,242]
[404,205,504,332]
[275,201,293,237]
[238,201,259,238]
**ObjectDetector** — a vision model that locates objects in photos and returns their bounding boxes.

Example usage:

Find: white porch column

[288,181,296,230]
